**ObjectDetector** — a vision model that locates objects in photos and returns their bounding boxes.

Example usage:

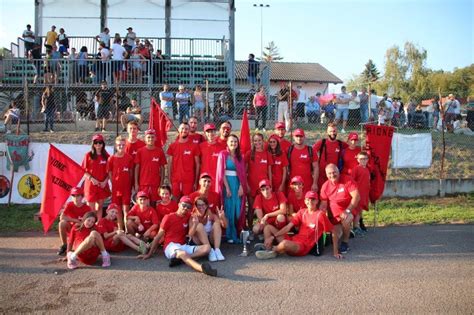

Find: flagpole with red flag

[149,98,174,146]
[240,108,251,155]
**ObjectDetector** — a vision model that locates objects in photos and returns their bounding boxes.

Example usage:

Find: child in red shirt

[351,151,370,236]
[252,179,287,238]
[155,185,178,223]
[126,190,159,241]
[267,134,288,193]
[287,176,306,218]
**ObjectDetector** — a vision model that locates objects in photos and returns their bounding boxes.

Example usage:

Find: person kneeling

[126,191,159,242]
[255,191,343,260]
[138,196,218,277]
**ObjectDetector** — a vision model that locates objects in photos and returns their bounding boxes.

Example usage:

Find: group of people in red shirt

[57,118,371,277]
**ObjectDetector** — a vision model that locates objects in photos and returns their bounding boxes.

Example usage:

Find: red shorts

[85,183,111,203]
[104,237,126,252]
[77,246,100,265]
[139,185,160,203]
[111,190,131,207]
[171,181,194,200]
[266,216,286,229]
[284,235,313,256]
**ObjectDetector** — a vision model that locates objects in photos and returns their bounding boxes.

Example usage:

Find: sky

[1,0,472,85]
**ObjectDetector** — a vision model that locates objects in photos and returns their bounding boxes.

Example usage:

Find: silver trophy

[239,230,250,256]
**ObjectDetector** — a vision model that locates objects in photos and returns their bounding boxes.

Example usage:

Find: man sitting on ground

[120,99,142,131]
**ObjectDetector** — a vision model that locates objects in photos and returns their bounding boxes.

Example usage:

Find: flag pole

[5,148,14,206]
[151,97,179,131]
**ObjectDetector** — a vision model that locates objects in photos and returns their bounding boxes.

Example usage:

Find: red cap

[348,132,359,141]
[70,187,84,196]
[275,122,285,129]
[92,134,104,142]
[145,129,156,135]
[290,176,304,185]
[204,123,216,132]
[293,128,305,137]
[107,203,119,211]
[305,191,319,200]
[179,196,192,204]
[258,179,271,188]
[199,172,212,180]
[137,191,149,199]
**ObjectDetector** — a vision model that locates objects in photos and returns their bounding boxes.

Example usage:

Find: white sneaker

[255,128,259,131]
[208,248,217,262]
[262,128,266,132]
[214,248,225,261]
[255,250,277,260]
[341,129,346,134]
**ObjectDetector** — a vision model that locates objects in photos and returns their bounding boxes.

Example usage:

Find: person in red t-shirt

[57,187,92,256]
[320,164,360,255]
[66,211,111,269]
[252,179,287,238]
[341,132,361,176]
[351,152,370,236]
[313,123,349,188]
[266,134,288,193]
[273,121,291,153]
[124,121,145,158]
[288,129,319,193]
[126,191,159,241]
[199,123,226,181]
[167,122,201,198]
[189,173,221,214]
[155,185,178,223]
[107,135,134,230]
[138,196,218,277]
[216,121,232,147]
[96,203,149,254]
[287,176,306,218]
[188,116,205,144]
[82,134,110,220]
[134,129,167,203]
[254,191,340,259]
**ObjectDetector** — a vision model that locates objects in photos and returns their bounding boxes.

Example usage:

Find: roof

[235,61,343,84]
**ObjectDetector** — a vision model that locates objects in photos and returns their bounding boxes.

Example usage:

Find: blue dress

[224,156,241,243]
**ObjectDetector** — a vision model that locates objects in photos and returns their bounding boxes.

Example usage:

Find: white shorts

[164,242,197,259]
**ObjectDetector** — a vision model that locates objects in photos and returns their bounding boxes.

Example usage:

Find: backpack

[318,139,344,171]
[287,144,313,172]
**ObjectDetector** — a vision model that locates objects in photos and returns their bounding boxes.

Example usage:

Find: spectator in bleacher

[50,45,62,84]
[176,85,192,123]
[144,40,154,59]
[277,81,291,131]
[406,98,417,127]
[57,28,69,56]
[111,38,127,84]
[369,89,382,121]
[120,99,142,131]
[96,27,111,49]
[295,85,307,123]
[98,42,110,82]
[3,101,20,134]
[130,47,146,84]
[334,86,351,133]
[45,25,57,49]
[305,95,320,124]
[29,41,42,84]
[253,86,268,131]
[22,24,35,57]
[192,85,206,123]
[124,27,136,53]
[153,49,165,84]
[359,87,369,123]
[392,97,401,127]
[159,84,174,119]
[75,91,91,120]
[347,90,360,128]
[136,41,150,60]
[78,46,89,83]
[68,47,78,83]
[94,81,113,131]
[247,53,260,87]
[41,86,56,133]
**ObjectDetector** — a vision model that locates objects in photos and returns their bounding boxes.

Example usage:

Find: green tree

[262,41,283,62]
[362,59,380,83]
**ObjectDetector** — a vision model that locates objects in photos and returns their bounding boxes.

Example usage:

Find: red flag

[240,108,251,154]
[149,98,172,146]
[40,144,85,234]
[364,124,394,203]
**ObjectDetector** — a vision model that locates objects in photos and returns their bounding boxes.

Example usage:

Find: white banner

[0,143,112,204]
[391,133,432,168]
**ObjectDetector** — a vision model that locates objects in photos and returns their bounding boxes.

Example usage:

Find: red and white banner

[40,144,85,233]
[364,124,394,203]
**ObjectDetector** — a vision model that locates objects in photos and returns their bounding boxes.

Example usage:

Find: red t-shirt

[291,208,333,244]
[342,146,361,176]
[189,132,205,145]
[107,153,134,194]
[216,137,228,147]
[270,153,289,190]
[167,140,200,183]
[125,139,145,159]
[155,200,178,222]
[82,152,109,181]
[320,175,358,218]
[69,226,93,249]
[313,139,348,169]
[189,190,221,214]
[96,217,117,236]
[253,191,287,215]
[160,212,191,249]
[352,165,370,212]
[128,204,159,229]
[245,150,273,196]
[289,145,318,192]
[287,190,306,214]
[274,136,291,153]
[199,141,226,179]
[135,146,167,186]
[254,93,267,107]
[62,202,91,220]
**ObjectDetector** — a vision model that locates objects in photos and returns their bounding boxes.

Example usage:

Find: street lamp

[253,3,270,60]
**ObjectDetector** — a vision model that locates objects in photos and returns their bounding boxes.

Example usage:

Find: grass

[0,194,473,232]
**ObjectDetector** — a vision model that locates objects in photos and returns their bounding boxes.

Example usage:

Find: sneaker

[350,230,355,239]
[354,227,365,237]
[49,129,54,133]
[208,248,217,262]
[66,252,77,270]
[255,250,277,260]
[360,218,367,232]
[101,128,106,132]
[101,254,111,267]
[201,262,217,277]
[169,257,183,268]
[339,242,349,254]
[214,248,225,261]
[57,244,67,256]
[138,240,148,255]
[255,128,259,131]
[227,239,234,244]
[254,243,266,251]
[341,129,346,134]
[6,130,11,134]
[262,128,266,132]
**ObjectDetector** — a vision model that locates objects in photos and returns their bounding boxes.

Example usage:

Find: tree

[261,41,283,62]
[361,59,380,83]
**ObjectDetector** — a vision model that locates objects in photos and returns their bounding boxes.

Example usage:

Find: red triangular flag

[40,144,85,234]
[240,108,251,154]
[149,98,172,146]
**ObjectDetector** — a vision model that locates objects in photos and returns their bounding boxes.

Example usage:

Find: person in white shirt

[124,27,136,53]
[96,27,111,49]
[295,85,307,123]
[335,86,351,133]
[22,24,35,57]
[111,38,127,83]
[347,90,360,127]
[369,89,382,121]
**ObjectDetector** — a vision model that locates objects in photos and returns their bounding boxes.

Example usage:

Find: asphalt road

[0,224,473,314]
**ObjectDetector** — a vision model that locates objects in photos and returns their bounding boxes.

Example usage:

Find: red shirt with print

[320,175,358,218]
[167,140,200,183]
[160,212,191,249]
[135,146,167,186]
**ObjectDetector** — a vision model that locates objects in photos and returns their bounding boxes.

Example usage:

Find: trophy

[239,230,250,256]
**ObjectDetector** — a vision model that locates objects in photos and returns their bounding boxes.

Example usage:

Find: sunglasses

[181,203,192,209]
[93,141,104,145]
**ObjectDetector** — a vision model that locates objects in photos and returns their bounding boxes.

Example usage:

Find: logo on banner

[5,134,35,172]
[0,175,11,198]
[18,174,42,199]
